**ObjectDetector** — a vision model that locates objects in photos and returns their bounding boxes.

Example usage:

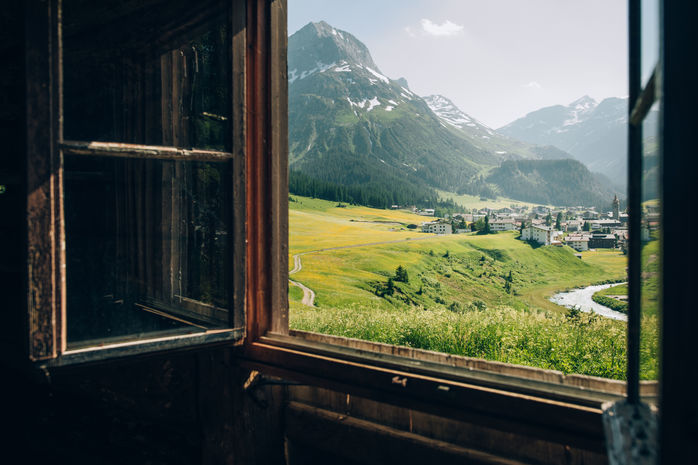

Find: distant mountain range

[498,96,658,188]
[288,21,621,209]
[423,94,572,162]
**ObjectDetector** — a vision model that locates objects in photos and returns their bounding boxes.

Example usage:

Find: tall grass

[291,302,628,380]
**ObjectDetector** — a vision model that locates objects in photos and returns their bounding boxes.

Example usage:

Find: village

[415,195,659,253]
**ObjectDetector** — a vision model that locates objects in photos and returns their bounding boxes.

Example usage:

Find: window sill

[241,330,656,453]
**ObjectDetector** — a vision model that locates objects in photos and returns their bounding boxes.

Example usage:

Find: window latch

[391,376,407,387]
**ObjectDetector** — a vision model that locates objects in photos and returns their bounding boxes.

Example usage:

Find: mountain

[498,96,658,187]
[288,21,621,209]
[424,94,573,161]
[288,21,502,207]
[486,159,617,207]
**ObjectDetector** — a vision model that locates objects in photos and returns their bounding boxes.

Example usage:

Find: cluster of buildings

[419,195,654,252]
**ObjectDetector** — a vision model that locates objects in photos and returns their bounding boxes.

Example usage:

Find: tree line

[289,170,461,213]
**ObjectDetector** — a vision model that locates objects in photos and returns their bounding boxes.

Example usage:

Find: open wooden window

[239,0,668,455]
[26,0,246,362]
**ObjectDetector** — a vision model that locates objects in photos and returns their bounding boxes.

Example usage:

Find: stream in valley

[549,283,628,321]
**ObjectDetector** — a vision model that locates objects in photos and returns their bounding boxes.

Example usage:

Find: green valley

[286,196,654,380]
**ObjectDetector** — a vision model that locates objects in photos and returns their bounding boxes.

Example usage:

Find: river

[549,283,628,321]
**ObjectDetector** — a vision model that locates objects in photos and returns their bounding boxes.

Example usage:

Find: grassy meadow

[436,189,546,210]
[287,196,658,380]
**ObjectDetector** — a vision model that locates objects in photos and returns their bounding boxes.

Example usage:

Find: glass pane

[641,0,660,84]
[64,155,232,347]
[640,101,661,401]
[63,0,231,151]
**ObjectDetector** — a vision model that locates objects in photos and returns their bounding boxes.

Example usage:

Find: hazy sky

[288,0,628,128]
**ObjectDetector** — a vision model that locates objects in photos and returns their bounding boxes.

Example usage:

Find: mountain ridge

[288,21,622,209]
[498,95,657,186]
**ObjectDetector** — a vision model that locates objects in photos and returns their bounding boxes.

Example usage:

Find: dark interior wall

[0,0,28,362]
[6,350,287,465]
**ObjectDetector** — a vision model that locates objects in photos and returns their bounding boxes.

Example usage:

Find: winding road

[288,235,444,307]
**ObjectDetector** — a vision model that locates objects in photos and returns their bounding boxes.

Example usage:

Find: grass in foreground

[291,302,627,379]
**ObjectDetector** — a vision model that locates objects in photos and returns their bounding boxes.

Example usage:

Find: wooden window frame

[26,0,247,365]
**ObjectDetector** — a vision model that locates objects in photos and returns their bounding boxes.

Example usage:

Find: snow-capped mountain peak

[563,95,598,126]
[568,95,598,111]
[289,21,382,84]
[424,95,472,128]
[424,94,495,136]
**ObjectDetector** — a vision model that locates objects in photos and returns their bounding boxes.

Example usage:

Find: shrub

[591,294,628,314]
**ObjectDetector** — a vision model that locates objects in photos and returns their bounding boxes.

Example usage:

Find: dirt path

[288,235,444,307]
[289,254,316,306]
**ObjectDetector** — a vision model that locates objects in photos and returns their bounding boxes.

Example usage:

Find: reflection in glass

[640,101,660,393]
[63,0,231,151]
[65,155,232,346]
[641,0,660,84]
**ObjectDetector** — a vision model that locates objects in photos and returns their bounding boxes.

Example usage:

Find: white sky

[288,0,628,128]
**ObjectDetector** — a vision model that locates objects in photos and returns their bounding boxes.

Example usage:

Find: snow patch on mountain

[366,97,381,112]
[346,96,382,112]
[289,61,337,84]
[365,67,390,84]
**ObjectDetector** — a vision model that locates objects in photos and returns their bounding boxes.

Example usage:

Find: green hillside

[486,159,617,207]
[286,196,652,379]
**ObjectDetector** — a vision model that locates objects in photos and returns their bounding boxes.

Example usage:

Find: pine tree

[484,215,491,234]
[545,213,552,226]
[555,212,562,230]
[395,265,409,283]
[385,278,395,296]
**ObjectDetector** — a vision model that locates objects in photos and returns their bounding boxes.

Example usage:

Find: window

[21,0,682,456]
[243,0,671,453]
[26,0,246,362]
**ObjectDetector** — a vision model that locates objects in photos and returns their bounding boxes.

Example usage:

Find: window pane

[63,0,231,151]
[640,101,660,396]
[64,155,233,347]
[641,0,660,84]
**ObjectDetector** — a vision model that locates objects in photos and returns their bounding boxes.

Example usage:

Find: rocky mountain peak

[568,95,598,110]
[289,21,381,80]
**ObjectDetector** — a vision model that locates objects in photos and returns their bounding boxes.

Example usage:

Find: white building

[422,222,452,235]
[520,224,558,246]
[564,234,590,252]
[566,220,584,232]
[490,220,516,231]
[590,219,622,230]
